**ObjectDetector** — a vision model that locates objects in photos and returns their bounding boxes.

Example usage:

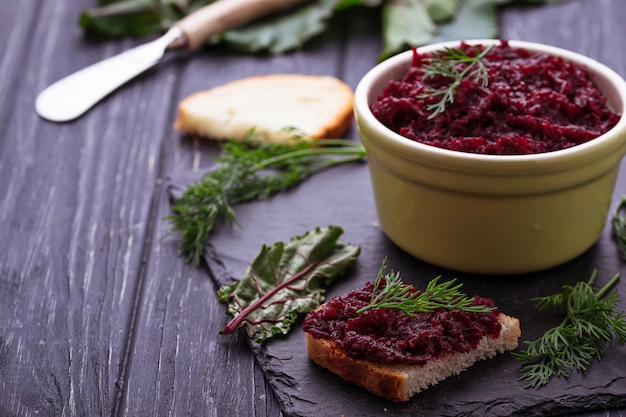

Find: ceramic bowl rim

[354,39,626,170]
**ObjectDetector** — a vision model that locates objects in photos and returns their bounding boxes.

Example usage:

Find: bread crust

[305,313,521,402]
[174,74,354,143]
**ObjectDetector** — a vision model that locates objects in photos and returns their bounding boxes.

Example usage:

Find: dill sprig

[166,130,367,267]
[611,195,626,260]
[418,44,494,119]
[357,258,495,315]
[514,270,626,388]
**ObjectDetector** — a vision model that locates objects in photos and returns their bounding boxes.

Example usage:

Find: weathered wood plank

[500,0,626,78]
[0,1,41,133]
[0,0,176,416]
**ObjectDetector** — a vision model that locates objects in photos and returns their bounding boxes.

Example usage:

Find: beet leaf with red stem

[217,225,360,342]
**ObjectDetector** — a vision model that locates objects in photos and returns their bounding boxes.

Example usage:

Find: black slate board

[171,149,626,417]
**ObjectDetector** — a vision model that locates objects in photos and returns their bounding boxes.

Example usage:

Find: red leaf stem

[221,260,320,334]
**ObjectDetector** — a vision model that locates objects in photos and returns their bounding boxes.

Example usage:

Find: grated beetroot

[302,281,501,365]
[370,40,621,155]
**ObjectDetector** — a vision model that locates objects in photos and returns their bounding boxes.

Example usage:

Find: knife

[35,0,308,123]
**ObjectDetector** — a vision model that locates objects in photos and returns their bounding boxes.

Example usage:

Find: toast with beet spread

[303,280,521,402]
[174,74,354,143]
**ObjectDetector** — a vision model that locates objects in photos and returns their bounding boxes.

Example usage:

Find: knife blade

[35,0,308,123]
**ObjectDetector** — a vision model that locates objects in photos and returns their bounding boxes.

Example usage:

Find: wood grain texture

[0,0,625,416]
[0,0,175,415]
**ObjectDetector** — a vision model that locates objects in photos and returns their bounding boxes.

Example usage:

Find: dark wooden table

[1,0,625,416]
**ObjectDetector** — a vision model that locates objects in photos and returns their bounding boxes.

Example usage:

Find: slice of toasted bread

[174,74,354,143]
[305,313,521,402]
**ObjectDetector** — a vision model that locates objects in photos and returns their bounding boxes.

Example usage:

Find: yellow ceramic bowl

[354,40,626,274]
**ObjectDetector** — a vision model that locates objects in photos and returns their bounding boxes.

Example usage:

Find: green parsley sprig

[514,270,626,388]
[357,258,494,315]
[166,130,366,267]
[418,44,494,119]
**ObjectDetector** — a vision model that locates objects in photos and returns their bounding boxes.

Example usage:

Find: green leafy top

[166,130,366,267]
[514,270,626,388]
[217,225,360,342]
[418,44,494,119]
[80,0,566,58]
[80,0,358,54]
[356,258,494,315]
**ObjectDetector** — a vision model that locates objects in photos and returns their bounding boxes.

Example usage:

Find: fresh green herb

[418,44,494,119]
[514,270,626,388]
[357,258,495,315]
[166,130,366,268]
[611,195,626,260]
[218,225,360,342]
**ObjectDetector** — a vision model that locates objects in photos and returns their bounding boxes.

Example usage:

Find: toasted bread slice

[305,313,521,402]
[174,74,354,143]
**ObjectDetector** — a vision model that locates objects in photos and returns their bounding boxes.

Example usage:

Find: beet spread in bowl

[370,41,620,155]
[354,39,626,274]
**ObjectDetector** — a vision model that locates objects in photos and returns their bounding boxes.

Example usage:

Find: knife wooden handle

[177,0,310,50]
